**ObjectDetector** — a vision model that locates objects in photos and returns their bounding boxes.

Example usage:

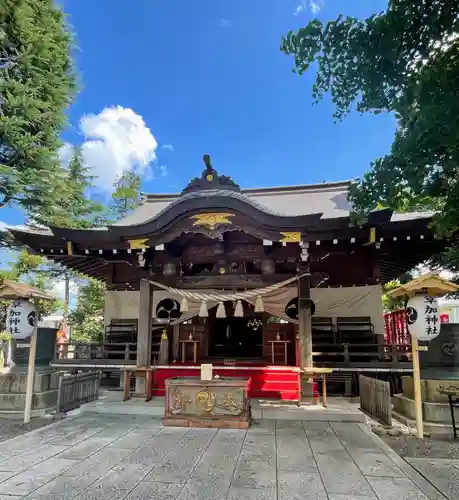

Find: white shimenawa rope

[144,273,309,302]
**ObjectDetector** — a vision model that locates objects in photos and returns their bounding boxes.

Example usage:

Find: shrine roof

[113,180,432,227]
[7,155,435,250]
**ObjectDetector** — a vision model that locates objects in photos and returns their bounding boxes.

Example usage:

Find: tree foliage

[110,171,142,220]
[31,147,105,228]
[281,1,459,240]
[0,250,62,331]
[70,280,105,342]
[0,0,75,213]
[381,272,412,312]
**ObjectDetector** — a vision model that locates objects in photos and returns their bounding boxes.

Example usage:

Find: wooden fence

[359,374,392,426]
[56,371,102,414]
[56,342,137,361]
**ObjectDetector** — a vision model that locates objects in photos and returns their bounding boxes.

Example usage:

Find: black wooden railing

[312,343,411,368]
[54,341,412,370]
[56,371,101,413]
[56,342,137,361]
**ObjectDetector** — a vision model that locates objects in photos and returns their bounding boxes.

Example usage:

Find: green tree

[381,272,412,312]
[0,0,76,214]
[31,147,105,228]
[70,280,105,342]
[110,171,141,220]
[0,250,62,331]
[281,1,459,239]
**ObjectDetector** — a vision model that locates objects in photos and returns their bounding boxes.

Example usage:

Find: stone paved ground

[381,434,459,499]
[382,434,459,460]
[0,413,452,499]
[0,417,57,444]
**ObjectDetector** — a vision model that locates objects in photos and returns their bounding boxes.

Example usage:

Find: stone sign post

[388,274,459,438]
[406,294,441,439]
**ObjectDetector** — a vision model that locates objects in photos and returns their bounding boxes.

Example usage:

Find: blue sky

[2,0,394,228]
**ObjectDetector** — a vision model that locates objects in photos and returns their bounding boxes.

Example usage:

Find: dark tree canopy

[0,0,76,214]
[281,1,459,238]
[31,147,105,229]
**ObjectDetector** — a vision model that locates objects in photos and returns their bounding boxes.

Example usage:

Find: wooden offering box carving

[163,377,251,429]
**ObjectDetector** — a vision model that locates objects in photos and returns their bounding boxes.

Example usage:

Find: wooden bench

[337,316,374,334]
[312,317,336,362]
[318,371,355,397]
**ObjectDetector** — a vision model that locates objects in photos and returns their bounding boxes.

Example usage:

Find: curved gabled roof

[8,157,434,250]
[112,180,354,227]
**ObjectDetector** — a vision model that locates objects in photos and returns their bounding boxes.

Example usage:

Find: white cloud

[161,144,174,152]
[293,2,305,16]
[59,142,74,167]
[159,165,168,177]
[63,106,158,191]
[309,0,324,14]
[51,278,80,302]
[219,17,232,28]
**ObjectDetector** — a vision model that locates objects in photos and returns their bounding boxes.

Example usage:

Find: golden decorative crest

[128,238,149,250]
[279,232,301,243]
[195,389,216,413]
[222,392,242,414]
[190,213,234,230]
[171,387,192,414]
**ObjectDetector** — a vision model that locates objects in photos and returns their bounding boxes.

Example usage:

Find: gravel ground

[382,433,459,459]
[0,416,57,443]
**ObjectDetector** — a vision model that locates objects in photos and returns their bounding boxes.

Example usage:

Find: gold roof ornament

[190,213,234,230]
[128,238,150,250]
[387,272,459,298]
[279,232,302,243]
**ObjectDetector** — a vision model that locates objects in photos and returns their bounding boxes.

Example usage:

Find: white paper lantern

[406,295,441,342]
[6,300,37,339]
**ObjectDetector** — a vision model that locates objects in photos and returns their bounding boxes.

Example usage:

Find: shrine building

[10,155,446,400]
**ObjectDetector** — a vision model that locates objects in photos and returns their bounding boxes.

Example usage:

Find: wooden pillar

[298,272,313,398]
[136,280,153,393]
[172,323,180,362]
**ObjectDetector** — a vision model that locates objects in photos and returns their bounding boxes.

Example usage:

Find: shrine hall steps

[151,367,300,401]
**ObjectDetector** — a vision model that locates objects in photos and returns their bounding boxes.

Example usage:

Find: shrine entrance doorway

[209,317,263,359]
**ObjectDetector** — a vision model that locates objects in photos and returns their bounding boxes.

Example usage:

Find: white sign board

[407,295,441,342]
[200,364,213,381]
[6,300,37,339]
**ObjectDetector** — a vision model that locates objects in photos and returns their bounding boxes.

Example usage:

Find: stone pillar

[0,328,59,413]
[9,328,57,374]
[136,280,153,393]
[298,272,313,398]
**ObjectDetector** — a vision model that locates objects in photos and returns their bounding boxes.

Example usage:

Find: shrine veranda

[10,157,448,400]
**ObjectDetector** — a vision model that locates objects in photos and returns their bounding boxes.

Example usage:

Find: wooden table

[122,367,154,402]
[299,368,334,407]
[180,340,200,363]
[268,340,290,365]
